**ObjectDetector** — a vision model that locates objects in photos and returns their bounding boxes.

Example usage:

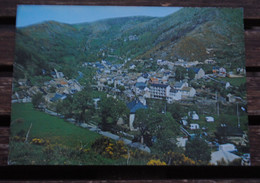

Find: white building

[190,123,200,130]
[176,137,188,149]
[205,116,214,122]
[210,150,241,165]
[219,143,237,152]
[181,87,196,97]
[188,111,199,120]
[137,76,147,83]
[150,84,171,99]
[167,89,182,103]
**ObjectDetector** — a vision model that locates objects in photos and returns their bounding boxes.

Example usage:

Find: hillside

[14,7,245,82]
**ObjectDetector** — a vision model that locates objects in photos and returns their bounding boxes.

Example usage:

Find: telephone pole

[216,91,219,116]
[237,103,240,128]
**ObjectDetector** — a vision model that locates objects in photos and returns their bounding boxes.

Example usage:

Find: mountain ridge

[14,7,245,82]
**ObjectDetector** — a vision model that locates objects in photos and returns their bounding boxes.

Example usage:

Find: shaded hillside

[14,7,245,81]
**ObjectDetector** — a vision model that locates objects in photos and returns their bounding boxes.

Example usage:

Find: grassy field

[10,103,100,148]
[220,77,246,87]
[9,103,149,165]
[185,113,248,137]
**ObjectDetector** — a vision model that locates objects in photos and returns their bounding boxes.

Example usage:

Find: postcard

[9,5,249,165]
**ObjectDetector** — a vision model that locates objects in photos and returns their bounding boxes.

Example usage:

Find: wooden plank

[0,77,12,116]
[247,76,260,115]
[0,0,260,19]
[0,25,15,67]
[1,181,260,183]
[0,127,9,165]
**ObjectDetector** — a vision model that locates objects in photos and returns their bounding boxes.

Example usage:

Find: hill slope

[14,7,245,81]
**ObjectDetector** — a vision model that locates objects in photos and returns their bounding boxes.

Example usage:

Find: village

[12,55,249,165]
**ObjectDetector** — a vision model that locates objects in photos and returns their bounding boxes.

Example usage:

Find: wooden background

[0,0,260,181]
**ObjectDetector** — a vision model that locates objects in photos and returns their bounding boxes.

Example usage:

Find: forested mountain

[14,7,245,80]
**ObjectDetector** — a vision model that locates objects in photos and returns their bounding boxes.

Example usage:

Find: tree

[188,69,195,80]
[163,151,196,165]
[55,100,64,117]
[72,88,94,123]
[167,103,185,122]
[185,137,211,163]
[59,96,73,118]
[32,93,43,109]
[99,97,129,131]
[175,67,186,81]
[135,109,179,152]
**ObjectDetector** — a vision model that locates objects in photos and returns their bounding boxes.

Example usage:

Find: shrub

[91,137,128,159]
[147,159,167,165]
[30,138,46,145]
[163,151,196,165]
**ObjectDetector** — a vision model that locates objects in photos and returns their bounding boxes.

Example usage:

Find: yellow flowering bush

[12,135,25,142]
[91,137,128,159]
[147,159,167,165]
[31,138,46,145]
[164,151,196,165]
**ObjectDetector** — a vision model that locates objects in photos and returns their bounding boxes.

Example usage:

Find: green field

[220,77,246,87]
[10,103,100,148]
[9,103,148,165]
[186,113,248,137]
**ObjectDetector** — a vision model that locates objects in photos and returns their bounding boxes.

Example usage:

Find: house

[149,77,159,84]
[181,87,196,97]
[188,111,199,120]
[180,118,188,126]
[27,86,41,96]
[129,64,136,70]
[104,69,110,74]
[150,84,171,99]
[50,93,67,102]
[190,123,200,130]
[219,67,226,77]
[135,82,147,95]
[187,68,205,79]
[54,69,64,79]
[127,100,148,131]
[237,68,246,75]
[142,73,149,79]
[174,82,188,91]
[18,79,29,86]
[204,59,216,64]
[212,66,220,74]
[210,150,241,165]
[123,89,135,99]
[225,82,231,89]
[176,137,188,149]
[137,76,147,83]
[219,143,237,152]
[215,125,247,146]
[161,76,168,84]
[205,116,214,122]
[226,93,242,103]
[143,87,151,98]
[167,89,182,103]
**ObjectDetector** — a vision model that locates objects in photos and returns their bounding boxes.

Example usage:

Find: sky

[16,5,181,27]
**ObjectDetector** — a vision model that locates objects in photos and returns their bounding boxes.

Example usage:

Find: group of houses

[93,60,201,104]
[12,69,83,107]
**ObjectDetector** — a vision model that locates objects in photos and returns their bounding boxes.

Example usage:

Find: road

[42,108,151,153]
[79,123,151,153]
